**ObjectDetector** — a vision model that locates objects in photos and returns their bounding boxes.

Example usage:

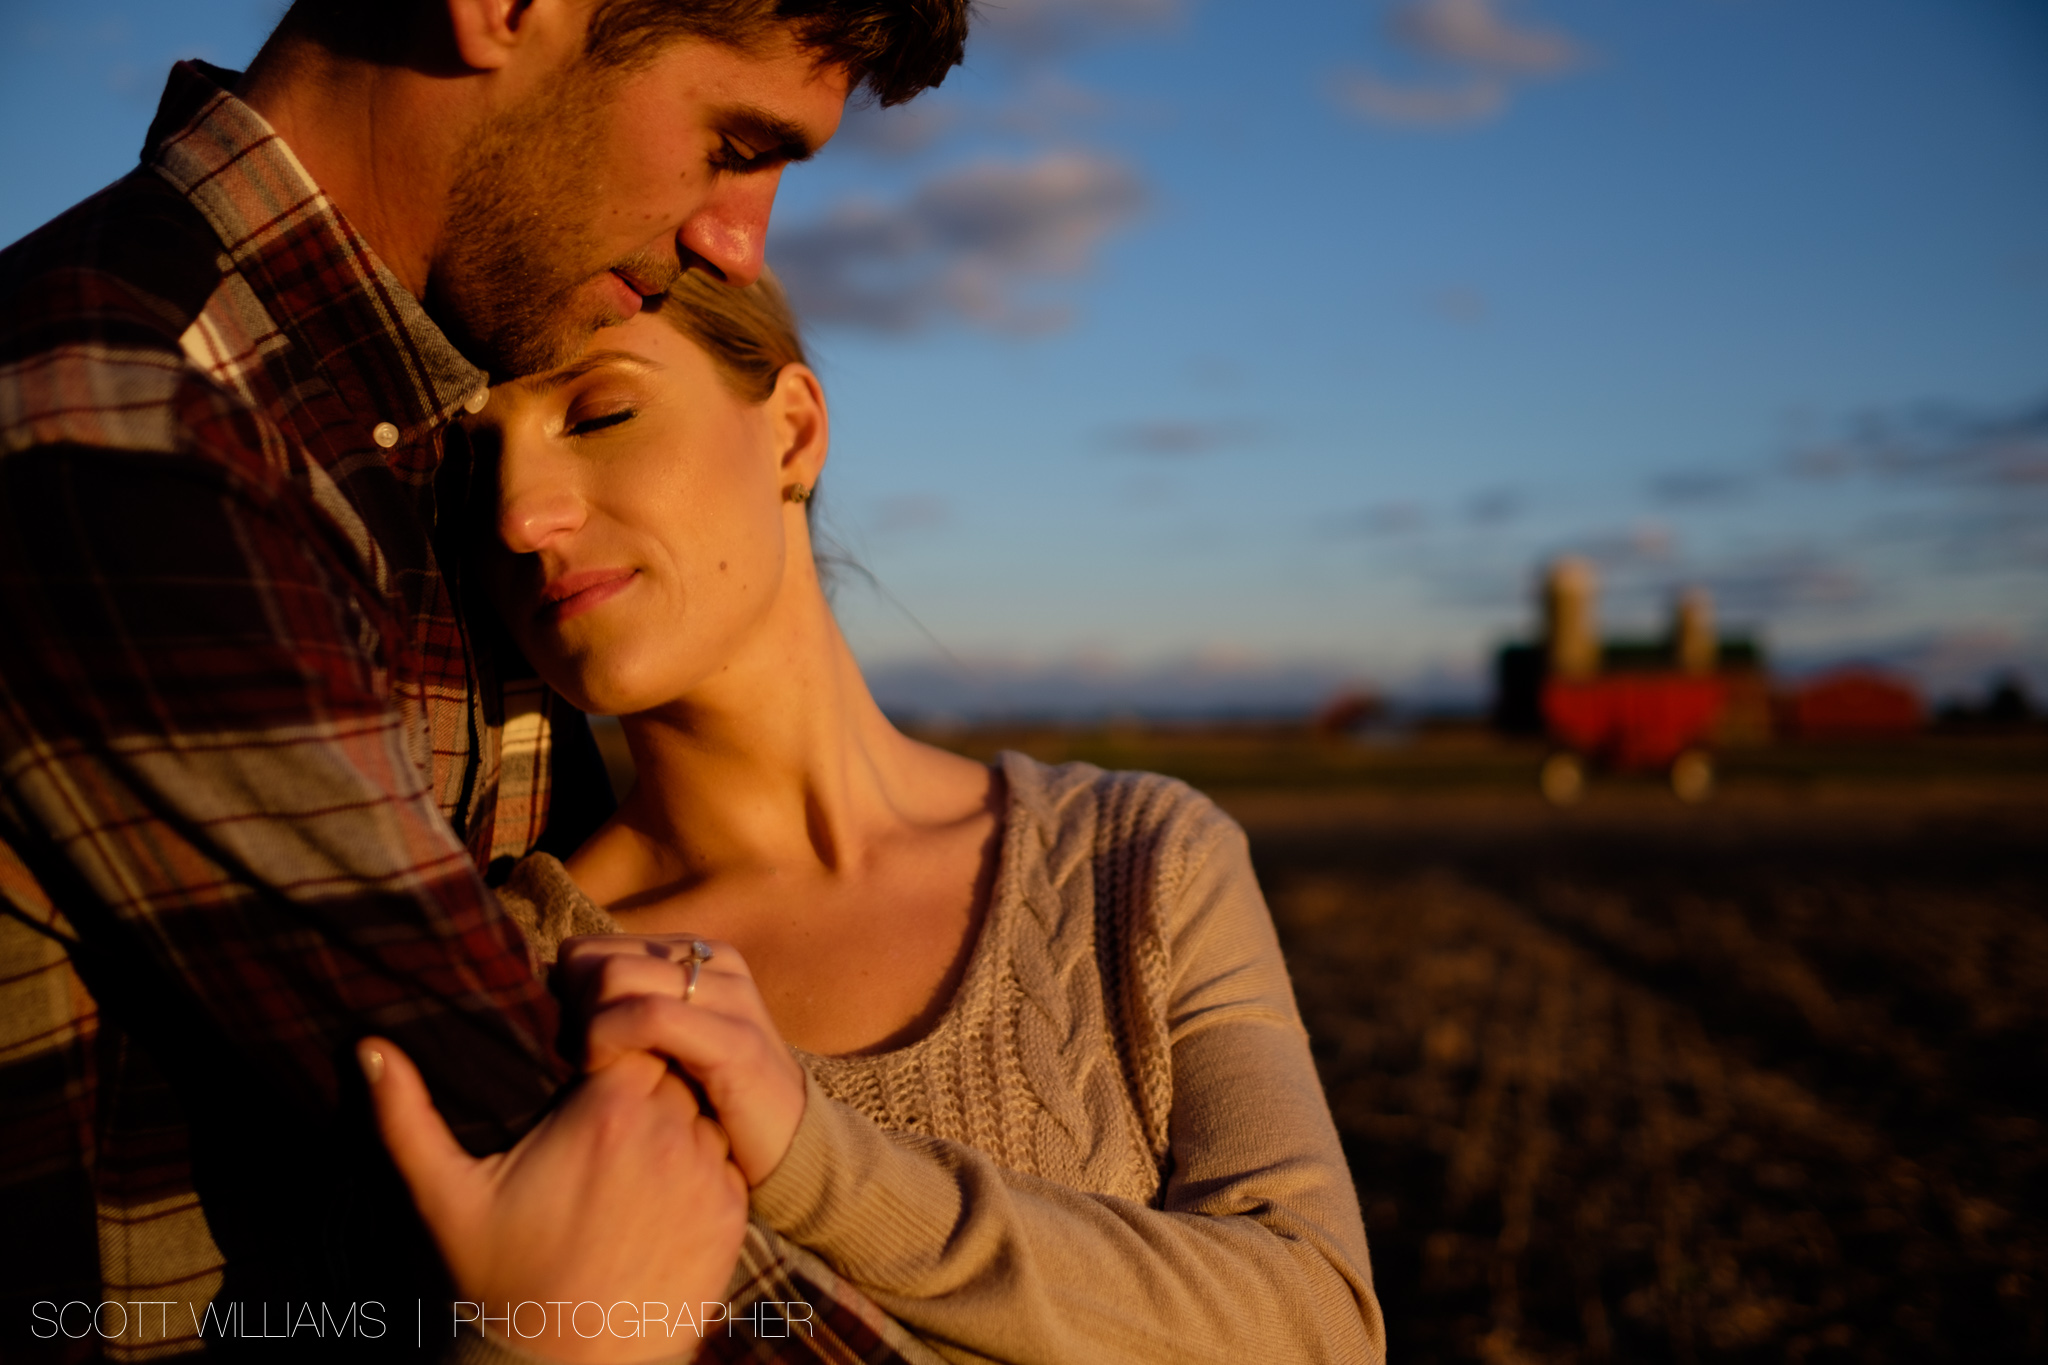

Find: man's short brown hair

[282,0,968,108]
[585,0,969,107]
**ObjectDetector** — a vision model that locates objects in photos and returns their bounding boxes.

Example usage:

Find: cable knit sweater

[502,752,1384,1365]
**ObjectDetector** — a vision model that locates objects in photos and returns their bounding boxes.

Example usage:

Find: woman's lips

[538,568,637,624]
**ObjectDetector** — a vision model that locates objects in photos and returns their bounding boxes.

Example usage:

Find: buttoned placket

[374,388,485,451]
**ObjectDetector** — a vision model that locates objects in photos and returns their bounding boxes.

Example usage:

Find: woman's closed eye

[565,407,636,438]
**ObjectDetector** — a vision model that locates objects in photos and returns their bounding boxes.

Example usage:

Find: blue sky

[6,0,2045,713]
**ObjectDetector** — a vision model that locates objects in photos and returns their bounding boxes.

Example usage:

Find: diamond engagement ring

[681,938,714,1002]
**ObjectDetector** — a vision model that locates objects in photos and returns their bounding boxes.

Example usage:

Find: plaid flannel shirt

[0,62,931,1365]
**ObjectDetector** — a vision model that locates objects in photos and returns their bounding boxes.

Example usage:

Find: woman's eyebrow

[520,350,660,395]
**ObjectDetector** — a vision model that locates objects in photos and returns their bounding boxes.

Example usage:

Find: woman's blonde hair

[655,267,809,404]
[656,267,837,558]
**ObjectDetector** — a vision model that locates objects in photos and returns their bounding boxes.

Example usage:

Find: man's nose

[498,457,585,555]
[677,169,785,287]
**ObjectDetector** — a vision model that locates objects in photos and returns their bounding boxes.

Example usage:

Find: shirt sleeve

[748,805,1385,1365]
[0,436,568,1153]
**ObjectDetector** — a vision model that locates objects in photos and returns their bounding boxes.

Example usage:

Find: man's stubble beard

[433,68,657,379]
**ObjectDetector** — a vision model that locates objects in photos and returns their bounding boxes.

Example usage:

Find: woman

[468,270,1384,1364]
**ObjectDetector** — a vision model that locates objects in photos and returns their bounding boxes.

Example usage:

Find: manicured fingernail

[357,1041,385,1084]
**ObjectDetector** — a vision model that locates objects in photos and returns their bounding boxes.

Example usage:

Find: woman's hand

[556,935,809,1187]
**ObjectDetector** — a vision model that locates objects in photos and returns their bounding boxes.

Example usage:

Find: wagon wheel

[1670,749,1715,804]
[1539,751,1585,806]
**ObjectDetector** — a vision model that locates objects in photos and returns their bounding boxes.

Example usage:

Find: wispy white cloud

[1465,487,1524,525]
[1390,0,1584,73]
[1327,501,1431,537]
[773,152,1146,333]
[830,99,964,159]
[1695,548,1869,618]
[1574,520,1678,568]
[835,73,1127,163]
[1450,532,1871,633]
[1855,500,2048,575]
[975,0,1184,60]
[776,0,1172,330]
[1334,0,1590,131]
[1778,392,2048,578]
[836,0,1174,162]
[1650,469,1751,504]
[1333,72,1507,127]
[1789,395,2048,488]
[1101,418,1262,456]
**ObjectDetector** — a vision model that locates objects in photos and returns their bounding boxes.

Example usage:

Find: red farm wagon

[1495,561,1764,805]
[1538,673,1727,804]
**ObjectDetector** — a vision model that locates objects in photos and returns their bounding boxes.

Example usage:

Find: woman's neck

[574,561,990,907]
[565,547,1004,1056]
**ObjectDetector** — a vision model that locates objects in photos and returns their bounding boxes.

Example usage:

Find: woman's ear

[766,364,830,492]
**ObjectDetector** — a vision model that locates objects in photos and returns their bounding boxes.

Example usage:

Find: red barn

[1778,669,1924,739]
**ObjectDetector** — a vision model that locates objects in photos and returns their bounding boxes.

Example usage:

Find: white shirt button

[372,422,399,448]
[463,388,490,415]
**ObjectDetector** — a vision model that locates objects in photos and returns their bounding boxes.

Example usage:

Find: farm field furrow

[1229,787,2046,1364]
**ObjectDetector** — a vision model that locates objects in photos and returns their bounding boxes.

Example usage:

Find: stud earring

[785,482,811,504]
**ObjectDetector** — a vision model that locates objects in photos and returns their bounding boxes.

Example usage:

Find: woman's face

[470,310,821,716]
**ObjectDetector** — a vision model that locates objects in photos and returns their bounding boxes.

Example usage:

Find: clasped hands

[360,936,806,1364]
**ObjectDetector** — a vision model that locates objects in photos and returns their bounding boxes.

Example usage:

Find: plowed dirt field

[1224,786,2045,1364]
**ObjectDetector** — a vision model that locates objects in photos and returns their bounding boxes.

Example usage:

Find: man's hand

[360,1037,746,1364]
[556,936,808,1187]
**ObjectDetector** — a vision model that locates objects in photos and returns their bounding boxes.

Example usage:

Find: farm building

[1494,559,1772,748]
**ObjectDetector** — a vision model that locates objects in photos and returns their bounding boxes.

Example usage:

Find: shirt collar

[144,61,487,437]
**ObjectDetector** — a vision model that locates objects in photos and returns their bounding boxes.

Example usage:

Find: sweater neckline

[795,749,1040,1070]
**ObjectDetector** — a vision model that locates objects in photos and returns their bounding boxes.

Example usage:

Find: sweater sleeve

[748,806,1385,1365]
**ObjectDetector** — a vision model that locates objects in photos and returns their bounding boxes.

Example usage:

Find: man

[0,1,966,1359]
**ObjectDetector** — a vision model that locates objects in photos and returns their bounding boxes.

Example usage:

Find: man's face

[434,31,847,378]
